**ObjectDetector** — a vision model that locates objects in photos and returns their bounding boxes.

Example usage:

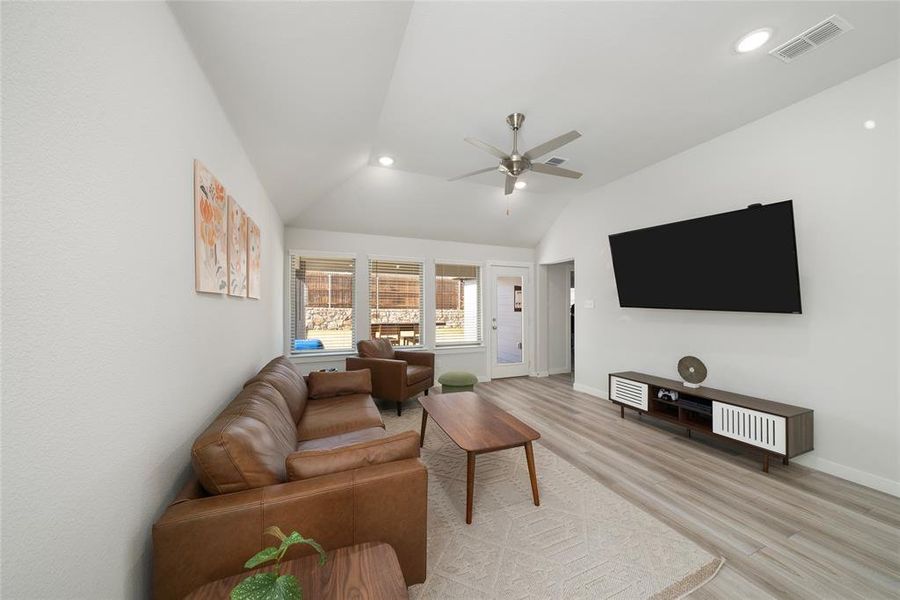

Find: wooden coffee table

[185,542,408,599]
[418,391,541,524]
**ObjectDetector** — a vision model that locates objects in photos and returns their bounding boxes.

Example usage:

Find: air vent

[769,14,853,63]
[544,156,568,166]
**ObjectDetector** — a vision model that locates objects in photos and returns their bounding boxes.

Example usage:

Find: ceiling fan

[448,113,583,194]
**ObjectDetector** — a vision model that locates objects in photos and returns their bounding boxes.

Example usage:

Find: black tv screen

[608,201,802,313]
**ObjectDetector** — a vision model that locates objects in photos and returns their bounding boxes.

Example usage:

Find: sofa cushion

[297,394,384,441]
[406,365,433,385]
[357,338,395,359]
[294,427,386,452]
[286,431,420,481]
[244,357,308,423]
[191,382,297,495]
[307,369,372,400]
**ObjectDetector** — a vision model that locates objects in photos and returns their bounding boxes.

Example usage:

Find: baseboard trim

[549,367,572,375]
[531,371,549,378]
[793,455,900,497]
[572,382,608,399]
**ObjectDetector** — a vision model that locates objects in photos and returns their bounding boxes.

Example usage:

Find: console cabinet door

[712,401,786,455]
[610,376,648,411]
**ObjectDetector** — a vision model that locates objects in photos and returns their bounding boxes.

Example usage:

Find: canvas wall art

[194,160,228,293]
[227,195,248,297]
[247,217,261,299]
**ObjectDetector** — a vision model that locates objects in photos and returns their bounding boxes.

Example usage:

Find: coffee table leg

[525,442,540,506]
[466,451,476,524]
[419,408,428,447]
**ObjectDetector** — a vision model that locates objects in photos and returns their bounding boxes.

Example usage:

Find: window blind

[435,263,482,346]
[290,255,355,353]
[369,258,424,347]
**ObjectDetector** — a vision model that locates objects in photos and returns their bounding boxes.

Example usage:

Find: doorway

[568,267,575,375]
[490,265,530,379]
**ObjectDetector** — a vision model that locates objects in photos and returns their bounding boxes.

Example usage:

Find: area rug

[385,405,723,600]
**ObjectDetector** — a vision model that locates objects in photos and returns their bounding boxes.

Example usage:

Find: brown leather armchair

[346,338,434,416]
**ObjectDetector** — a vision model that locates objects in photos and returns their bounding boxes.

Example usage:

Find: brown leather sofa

[152,357,427,600]
[346,339,435,416]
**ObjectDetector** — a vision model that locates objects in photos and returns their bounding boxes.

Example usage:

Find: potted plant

[230,526,326,600]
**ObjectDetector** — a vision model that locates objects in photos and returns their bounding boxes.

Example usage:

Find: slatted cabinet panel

[712,401,786,455]
[609,376,649,411]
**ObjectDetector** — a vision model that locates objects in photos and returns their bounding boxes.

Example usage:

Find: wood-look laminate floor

[465,374,900,600]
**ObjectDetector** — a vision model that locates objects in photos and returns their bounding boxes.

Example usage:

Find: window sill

[288,351,356,363]
[434,344,486,354]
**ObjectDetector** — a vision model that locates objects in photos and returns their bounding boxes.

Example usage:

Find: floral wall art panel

[247,217,261,299]
[194,160,228,293]
[227,195,248,297]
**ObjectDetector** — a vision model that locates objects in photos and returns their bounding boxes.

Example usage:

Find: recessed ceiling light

[378,156,394,167]
[863,120,876,130]
[735,28,772,53]
[514,181,527,190]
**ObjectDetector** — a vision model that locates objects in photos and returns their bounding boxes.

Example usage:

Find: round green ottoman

[438,371,478,394]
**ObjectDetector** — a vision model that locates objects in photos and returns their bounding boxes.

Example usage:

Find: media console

[608,371,813,472]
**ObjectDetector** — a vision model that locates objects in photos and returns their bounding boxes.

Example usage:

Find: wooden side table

[186,542,408,600]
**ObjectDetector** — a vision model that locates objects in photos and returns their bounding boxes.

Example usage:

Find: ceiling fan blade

[505,174,517,195]
[464,137,509,160]
[530,162,583,179]
[523,130,582,161]
[447,166,498,182]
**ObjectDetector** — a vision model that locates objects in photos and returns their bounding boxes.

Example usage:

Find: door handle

[491,317,497,331]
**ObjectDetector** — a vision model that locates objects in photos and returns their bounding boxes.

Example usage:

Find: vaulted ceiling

[171,1,899,247]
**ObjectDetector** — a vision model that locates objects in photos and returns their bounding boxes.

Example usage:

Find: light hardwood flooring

[461,374,900,600]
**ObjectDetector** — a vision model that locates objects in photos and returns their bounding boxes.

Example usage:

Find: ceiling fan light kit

[449,113,584,198]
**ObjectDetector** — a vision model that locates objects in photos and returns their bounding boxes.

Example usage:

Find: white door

[490,266,529,378]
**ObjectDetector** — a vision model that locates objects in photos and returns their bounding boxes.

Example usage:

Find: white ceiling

[172,1,899,247]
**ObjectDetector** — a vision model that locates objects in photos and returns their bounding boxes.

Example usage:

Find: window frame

[367,255,426,350]
[434,259,484,348]
[287,250,358,356]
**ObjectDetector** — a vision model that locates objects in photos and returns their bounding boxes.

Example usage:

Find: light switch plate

[584,300,595,309]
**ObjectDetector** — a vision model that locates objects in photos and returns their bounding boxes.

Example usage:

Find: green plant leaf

[230,572,302,600]
[230,572,277,600]
[271,574,302,600]
[278,532,327,566]
[243,546,280,569]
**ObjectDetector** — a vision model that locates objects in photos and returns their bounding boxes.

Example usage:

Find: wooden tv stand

[608,371,813,472]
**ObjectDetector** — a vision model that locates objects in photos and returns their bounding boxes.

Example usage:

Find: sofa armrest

[394,350,435,369]
[346,357,406,401]
[286,431,419,480]
[153,459,427,600]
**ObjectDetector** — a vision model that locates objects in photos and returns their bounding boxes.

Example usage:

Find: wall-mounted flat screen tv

[608,201,802,313]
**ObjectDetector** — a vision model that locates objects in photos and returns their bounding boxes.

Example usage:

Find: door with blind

[369,258,424,347]
[490,265,530,378]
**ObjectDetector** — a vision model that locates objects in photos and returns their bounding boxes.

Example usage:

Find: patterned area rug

[385,404,722,600]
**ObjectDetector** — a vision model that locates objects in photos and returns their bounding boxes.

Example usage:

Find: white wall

[284,228,533,379]
[537,61,900,495]
[2,3,284,597]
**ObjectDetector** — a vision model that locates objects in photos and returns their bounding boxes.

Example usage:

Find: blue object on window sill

[293,339,324,351]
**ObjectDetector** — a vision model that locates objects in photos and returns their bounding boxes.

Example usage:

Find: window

[435,263,482,346]
[369,258,424,347]
[290,255,355,353]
